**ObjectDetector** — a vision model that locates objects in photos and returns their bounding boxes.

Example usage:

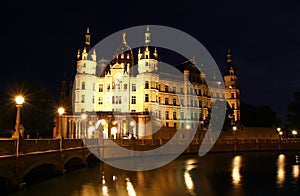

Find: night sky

[1,0,300,123]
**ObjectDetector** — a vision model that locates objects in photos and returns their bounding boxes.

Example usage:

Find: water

[8,151,300,196]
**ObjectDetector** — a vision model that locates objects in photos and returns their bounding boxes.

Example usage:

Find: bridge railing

[21,139,60,153]
[0,139,17,156]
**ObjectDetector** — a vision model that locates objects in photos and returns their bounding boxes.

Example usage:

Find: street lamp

[292,130,298,138]
[277,127,281,132]
[57,107,65,138]
[15,95,24,157]
[15,95,24,138]
[232,126,237,132]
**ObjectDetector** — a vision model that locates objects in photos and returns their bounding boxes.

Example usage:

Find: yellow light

[232,126,237,131]
[130,121,135,127]
[186,125,191,130]
[277,127,281,132]
[279,131,283,135]
[81,113,87,120]
[58,107,65,115]
[100,119,106,125]
[292,130,298,135]
[15,95,24,105]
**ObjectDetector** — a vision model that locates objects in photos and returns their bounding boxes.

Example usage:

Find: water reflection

[231,155,242,187]
[125,177,136,196]
[292,165,299,180]
[277,154,285,187]
[184,159,196,195]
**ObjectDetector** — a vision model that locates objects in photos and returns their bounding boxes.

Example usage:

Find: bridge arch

[64,155,85,170]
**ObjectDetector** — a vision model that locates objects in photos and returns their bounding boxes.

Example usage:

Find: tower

[74,27,97,113]
[223,49,240,123]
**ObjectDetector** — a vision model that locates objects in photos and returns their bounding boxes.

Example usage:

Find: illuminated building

[59,27,240,139]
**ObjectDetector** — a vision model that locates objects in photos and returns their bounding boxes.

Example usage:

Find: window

[173,86,176,93]
[166,122,169,127]
[93,83,95,91]
[181,112,184,119]
[165,111,169,120]
[158,97,161,103]
[112,96,122,104]
[231,93,235,99]
[99,84,103,92]
[81,95,85,103]
[173,98,176,105]
[132,84,136,91]
[165,98,169,105]
[173,112,177,120]
[107,84,110,91]
[145,81,149,89]
[131,96,136,104]
[98,97,103,104]
[190,88,193,94]
[92,96,94,103]
[131,110,136,112]
[82,82,85,90]
[146,62,149,66]
[174,122,177,128]
[158,110,161,119]
[124,84,127,90]
[165,85,169,92]
[112,82,115,90]
[180,88,183,94]
[145,94,149,102]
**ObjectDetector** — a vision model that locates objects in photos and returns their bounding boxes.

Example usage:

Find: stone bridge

[0,137,300,194]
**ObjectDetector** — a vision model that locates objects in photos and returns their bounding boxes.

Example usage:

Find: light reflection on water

[231,155,242,188]
[276,154,285,187]
[8,152,300,196]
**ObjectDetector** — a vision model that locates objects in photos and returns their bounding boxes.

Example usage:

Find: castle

[57,27,240,140]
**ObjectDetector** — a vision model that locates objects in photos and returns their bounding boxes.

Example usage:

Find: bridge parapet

[0,139,16,156]
[63,139,84,149]
[21,139,60,153]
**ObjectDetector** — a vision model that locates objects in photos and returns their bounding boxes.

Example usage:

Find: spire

[85,27,90,46]
[226,48,233,69]
[145,25,150,45]
[122,32,127,44]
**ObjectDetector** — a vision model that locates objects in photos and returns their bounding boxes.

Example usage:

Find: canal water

[8,151,300,196]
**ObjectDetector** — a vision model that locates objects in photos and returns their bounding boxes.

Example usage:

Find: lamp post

[15,95,24,157]
[292,130,298,138]
[57,107,65,151]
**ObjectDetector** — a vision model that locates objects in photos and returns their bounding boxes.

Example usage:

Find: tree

[287,91,300,130]
[241,102,280,127]
[0,81,57,138]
